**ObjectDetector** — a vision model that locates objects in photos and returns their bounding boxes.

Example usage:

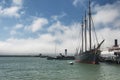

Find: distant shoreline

[0,55,43,57]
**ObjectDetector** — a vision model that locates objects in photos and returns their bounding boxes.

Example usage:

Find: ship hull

[75,51,100,64]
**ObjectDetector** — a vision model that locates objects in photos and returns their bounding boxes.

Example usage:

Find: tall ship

[75,0,104,64]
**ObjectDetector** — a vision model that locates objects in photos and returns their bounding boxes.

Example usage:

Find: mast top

[89,0,91,5]
[88,0,91,14]
[88,0,92,50]
[81,17,84,26]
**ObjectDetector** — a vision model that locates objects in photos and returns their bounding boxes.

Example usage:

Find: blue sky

[0,0,120,55]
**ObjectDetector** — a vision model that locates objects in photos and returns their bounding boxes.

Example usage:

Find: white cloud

[12,0,23,6]
[10,30,17,35]
[48,21,81,54]
[94,9,118,24]
[10,24,23,35]
[73,0,86,8]
[0,6,21,18]
[73,0,81,7]
[97,28,120,50]
[0,21,80,55]
[93,1,120,28]
[14,24,23,30]
[0,35,55,55]
[51,12,67,21]
[48,21,80,42]
[0,0,23,18]
[27,18,48,32]
[48,21,66,33]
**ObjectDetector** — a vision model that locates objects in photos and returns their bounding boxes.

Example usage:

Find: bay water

[0,57,120,80]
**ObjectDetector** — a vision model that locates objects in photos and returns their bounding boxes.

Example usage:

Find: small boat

[47,53,75,60]
[47,56,56,60]
[69,62,74,65]
[47,49,75,60]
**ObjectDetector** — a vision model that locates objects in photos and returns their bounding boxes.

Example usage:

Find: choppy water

[0,57,120,80]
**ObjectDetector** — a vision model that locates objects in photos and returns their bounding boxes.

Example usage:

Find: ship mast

[81,19,84,53]
[88,0,92,50]
[84,12,87,51]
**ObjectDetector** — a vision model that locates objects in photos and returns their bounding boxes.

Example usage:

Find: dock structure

[100,39,120,64]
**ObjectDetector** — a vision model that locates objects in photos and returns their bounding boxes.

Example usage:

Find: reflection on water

[0,57,120,80]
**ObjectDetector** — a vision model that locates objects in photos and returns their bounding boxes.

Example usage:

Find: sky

[0,0,120,55]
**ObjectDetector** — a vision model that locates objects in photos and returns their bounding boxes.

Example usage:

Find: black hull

[75,51,100,64]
